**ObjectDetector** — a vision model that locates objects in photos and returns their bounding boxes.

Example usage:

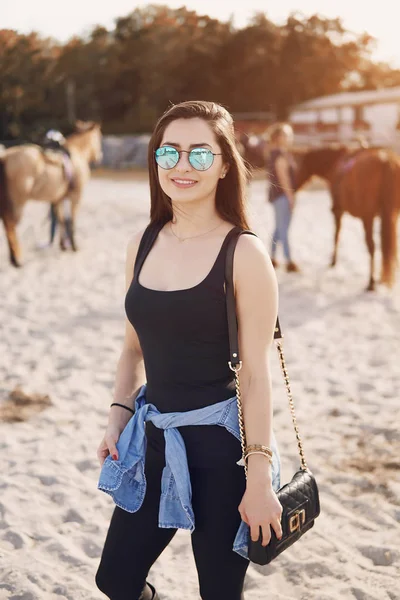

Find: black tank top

[125,222,242,467]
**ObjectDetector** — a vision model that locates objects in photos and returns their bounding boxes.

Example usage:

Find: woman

[267,123,299,272]
[95,101,282,600]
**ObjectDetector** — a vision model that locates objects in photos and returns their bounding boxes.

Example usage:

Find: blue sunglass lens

[189,148,214,171]
[155,146,179,169]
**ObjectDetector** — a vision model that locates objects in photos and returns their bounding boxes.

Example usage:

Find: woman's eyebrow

[161,142,213,149]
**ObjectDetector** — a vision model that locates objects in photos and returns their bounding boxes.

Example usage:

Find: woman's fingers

[250,524,262,543]
[97,448,108,466]
[271,517,283,542]
[97,440,110,465]
[97,436,119,466]
[249,518,283,547]
[260,522,272,546]
[261,518,282,546]
[106,437,119,461]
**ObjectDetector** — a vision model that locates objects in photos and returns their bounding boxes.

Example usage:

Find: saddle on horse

[42,147,75,193]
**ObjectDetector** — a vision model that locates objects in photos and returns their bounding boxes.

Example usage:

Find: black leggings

[95,450,249,600]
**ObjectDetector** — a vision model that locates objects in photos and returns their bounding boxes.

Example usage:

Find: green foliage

[0,6,395,138]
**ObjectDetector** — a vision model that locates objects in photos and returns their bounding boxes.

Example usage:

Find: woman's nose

[175,151,192,171]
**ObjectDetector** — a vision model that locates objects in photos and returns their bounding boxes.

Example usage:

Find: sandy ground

[0,175,399,600]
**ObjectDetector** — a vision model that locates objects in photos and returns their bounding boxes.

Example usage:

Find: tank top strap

[133,221,164,280]
[207,226,244,283]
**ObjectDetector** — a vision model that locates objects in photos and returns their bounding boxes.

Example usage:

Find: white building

[290,87,400,149]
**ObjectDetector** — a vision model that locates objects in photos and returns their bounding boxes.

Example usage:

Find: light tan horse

[0,121,102,266]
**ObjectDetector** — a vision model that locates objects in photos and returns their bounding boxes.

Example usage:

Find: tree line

[1,4,400,140]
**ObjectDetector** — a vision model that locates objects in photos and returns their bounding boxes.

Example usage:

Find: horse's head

[294,146,349,190]
[74,120,103,164]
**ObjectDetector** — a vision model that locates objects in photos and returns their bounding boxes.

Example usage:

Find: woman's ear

[220,165,229,179]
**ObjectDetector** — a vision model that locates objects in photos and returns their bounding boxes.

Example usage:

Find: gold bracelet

[245,444,273,457]
[244,450,273,464]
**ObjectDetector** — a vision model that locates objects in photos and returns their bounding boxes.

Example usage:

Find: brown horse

[295,146,400,291]
[0,121,102,267]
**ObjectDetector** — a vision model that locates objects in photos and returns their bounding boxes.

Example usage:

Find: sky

[2,0,400,67]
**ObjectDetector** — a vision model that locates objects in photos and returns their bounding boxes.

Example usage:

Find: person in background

[42,129,72,246]
[267,123,299,272]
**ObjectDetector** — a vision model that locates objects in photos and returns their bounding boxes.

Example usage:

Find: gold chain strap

[230,336,308,477]
[230,363,248,478]
[275,339,308,470]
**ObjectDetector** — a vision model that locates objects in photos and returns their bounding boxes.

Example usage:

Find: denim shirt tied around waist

[98,384,281,559]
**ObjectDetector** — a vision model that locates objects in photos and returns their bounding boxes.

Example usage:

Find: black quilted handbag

[225,228,321,566]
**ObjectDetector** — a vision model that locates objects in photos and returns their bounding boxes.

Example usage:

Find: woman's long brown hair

[148,101,250,230]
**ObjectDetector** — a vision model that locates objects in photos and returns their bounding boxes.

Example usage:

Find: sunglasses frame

[154,146,223,171]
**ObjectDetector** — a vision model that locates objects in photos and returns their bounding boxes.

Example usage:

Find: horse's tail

[380,157,398,287]
[0,158,13,222]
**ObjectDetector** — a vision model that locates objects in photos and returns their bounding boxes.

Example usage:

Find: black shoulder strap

[225,229,282,367]
[133,221,164,279]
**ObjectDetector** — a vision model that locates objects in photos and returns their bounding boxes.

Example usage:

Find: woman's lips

[170,178,198,188]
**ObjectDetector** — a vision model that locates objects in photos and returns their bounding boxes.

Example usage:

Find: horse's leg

[52,202,68,251]
[2,213,22,267]
[0,161,23,267]
[330,208,343,267]
[363,218,375,291]
[69,193,80,252]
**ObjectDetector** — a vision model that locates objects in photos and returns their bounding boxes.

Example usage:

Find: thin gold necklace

[170,220,224,243]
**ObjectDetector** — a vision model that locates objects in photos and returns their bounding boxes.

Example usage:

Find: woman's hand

[97,423,123,466]
[97,402,136,466]
[238,476,283,546]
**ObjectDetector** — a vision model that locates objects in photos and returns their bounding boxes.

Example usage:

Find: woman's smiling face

[156,117,228,204]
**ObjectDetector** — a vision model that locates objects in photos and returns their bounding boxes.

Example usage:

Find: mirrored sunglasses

[155,146,222,171]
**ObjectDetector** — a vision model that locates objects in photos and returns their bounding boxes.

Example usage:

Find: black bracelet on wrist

[110,402,135,415]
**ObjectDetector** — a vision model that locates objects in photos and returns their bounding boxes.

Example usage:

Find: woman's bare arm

[233,233,282,544]
[97,229,146,464]
[234,234,279,482]
[107,230,146,427]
